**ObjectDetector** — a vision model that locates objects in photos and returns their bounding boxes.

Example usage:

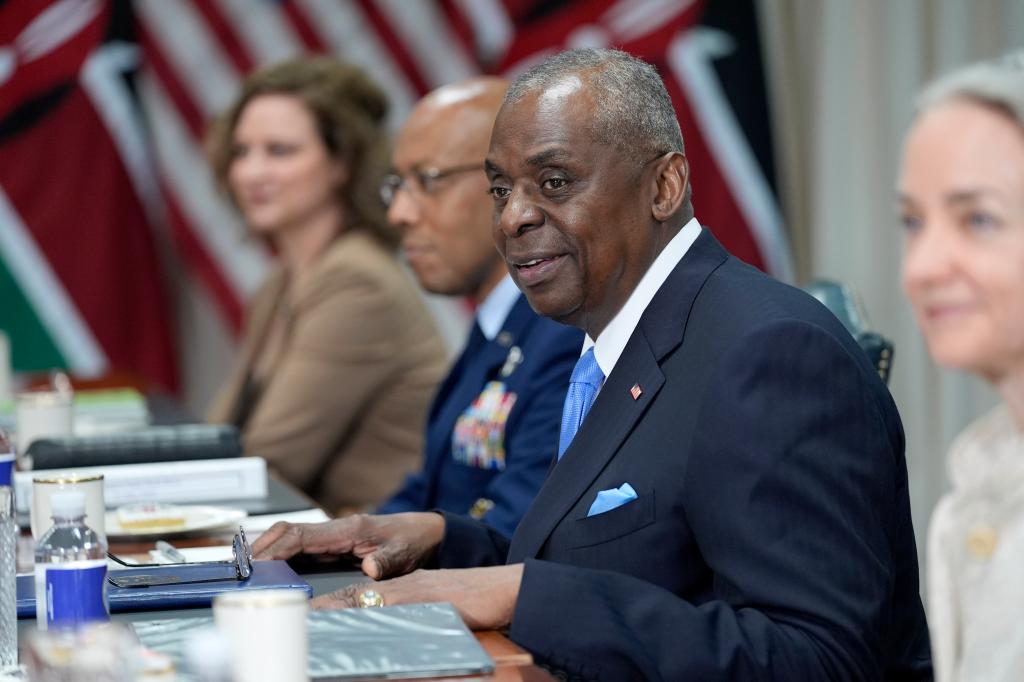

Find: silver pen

[155,540,188,564]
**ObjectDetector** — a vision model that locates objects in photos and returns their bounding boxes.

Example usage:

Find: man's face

[486,80,658,336]
[389,100,503,299]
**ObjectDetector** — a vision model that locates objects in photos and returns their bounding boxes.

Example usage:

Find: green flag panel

[0,256,68,372]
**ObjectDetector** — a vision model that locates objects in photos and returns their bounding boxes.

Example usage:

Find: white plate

[105,505,247,539]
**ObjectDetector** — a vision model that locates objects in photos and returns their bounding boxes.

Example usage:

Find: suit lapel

[508,334,664,561]
[476,295,536,379]
[507,229,729,562]
[241,269,287,368]
[428,295,537,436]
[473,294,539,382]
[428,325,483,423]
[496,295,540,348]
[218,268,288,417]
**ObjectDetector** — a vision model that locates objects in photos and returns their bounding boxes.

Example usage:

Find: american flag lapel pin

[630,383,643,400]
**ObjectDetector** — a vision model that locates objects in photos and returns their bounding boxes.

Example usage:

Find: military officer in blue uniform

[376,77,582,538]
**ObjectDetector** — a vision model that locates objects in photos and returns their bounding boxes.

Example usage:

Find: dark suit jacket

[379,295,583,537]
[437,231,931,680]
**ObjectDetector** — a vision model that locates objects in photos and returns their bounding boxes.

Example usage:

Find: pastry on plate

[116,502,187,531]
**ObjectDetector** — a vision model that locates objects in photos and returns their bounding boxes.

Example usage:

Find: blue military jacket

[378,295,582,537]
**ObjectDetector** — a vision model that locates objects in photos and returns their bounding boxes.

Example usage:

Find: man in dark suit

[254,49,931,680]
[376,77,582,537]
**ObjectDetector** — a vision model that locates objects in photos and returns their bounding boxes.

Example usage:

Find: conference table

[14,385,554,679]
[18,474,554,681]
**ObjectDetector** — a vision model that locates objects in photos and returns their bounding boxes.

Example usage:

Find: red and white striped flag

[0,0,792,391]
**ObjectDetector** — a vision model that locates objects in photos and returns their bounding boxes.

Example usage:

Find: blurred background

[1,0,1022,585]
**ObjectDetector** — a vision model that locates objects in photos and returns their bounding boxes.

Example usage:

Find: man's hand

[251,512,445,580]
[311,564,525,631]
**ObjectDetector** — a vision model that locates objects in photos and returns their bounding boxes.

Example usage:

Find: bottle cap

[50,490,87,519]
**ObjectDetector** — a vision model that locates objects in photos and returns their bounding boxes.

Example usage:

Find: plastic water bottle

[0,429,17,669]
[34,490,109,630]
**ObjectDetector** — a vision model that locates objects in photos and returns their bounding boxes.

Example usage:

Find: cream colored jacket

[928,403,1024,682]
[208,231,447,513]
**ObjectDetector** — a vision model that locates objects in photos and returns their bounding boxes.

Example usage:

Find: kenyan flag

[0,0,177,390]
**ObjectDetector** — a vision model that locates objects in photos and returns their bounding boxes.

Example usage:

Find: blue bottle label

[35,560,109,629]
[0,454,13,486]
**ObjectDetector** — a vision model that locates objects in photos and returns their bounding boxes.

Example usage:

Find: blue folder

[18,560,311,618]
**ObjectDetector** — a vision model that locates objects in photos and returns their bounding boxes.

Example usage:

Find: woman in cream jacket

[899,52,1024,681]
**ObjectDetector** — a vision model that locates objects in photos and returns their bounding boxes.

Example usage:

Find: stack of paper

[71,388,151,434]
[145,509,331,564]
[13,457,268,513]
[0,387,151,435]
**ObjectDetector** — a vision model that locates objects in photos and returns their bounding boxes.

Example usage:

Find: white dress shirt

[584,217,702,382]
[476,274,521,341]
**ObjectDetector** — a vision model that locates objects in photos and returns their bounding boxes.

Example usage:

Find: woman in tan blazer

[206,58,447,513]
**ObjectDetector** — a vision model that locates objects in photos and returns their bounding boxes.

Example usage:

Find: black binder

[28,424,242,470]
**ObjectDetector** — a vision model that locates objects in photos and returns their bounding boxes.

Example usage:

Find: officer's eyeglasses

[379,163,484,207]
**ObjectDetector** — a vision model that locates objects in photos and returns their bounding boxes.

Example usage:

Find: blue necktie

[557,348,605,460]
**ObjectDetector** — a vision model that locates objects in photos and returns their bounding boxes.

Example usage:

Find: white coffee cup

[15,390,73,467]
[31,474,105,540]
[213,588,309,682]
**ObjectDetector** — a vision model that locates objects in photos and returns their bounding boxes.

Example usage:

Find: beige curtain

[758,0,1024,594]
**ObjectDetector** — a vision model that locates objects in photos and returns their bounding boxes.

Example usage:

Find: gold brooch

[966,523,998,560]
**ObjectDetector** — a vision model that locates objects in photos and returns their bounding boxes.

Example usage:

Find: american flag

[0,0,792,392]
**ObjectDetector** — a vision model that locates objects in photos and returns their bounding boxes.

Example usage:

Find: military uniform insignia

[499,345,523,378]
[452,381,517,470]
[468,498,495,519]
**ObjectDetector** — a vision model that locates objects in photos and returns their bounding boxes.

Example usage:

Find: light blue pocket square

[587,482,638,517]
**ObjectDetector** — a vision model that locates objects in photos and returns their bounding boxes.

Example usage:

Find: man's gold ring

[358,589,385,608]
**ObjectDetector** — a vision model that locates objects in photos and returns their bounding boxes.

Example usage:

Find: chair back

[803,280,894,385]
